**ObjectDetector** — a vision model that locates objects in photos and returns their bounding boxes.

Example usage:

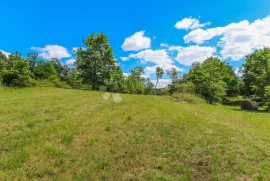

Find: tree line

[1,33,270,108]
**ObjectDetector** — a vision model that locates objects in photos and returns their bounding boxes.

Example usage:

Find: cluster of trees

[1,32,270,108]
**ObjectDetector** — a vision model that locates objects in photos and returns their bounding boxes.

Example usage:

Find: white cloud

[160,43,169,47]
[120,57,129,61]
[184,16,270,60]
[31,45,71,59]
[141,74,150,79]
[174,46,216,66]
[0,50,11,58]
[184,27,225,44]
[123,73,130,77]
[122,49,183,75]
[175,17,211,30]
[151,79,172,89]
[128,49,173,65]
[65,58,76,65]
[168,46,183,52]
[121,31,151,51]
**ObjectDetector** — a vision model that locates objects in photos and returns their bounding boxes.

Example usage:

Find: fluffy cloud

[151,79,172,89]
[128,49,173,65]
[175,17,211,30]
[184,16,270,60]
[122,49,183,75]
[120,57,129,61]
[0,50,11,58]
[65,58,76,65]
[30,45,71,59]
[121,31,151,51]
[184,27,225,44]
[168,46,183,52]
[172,46,216,66]
[123,73,130,77]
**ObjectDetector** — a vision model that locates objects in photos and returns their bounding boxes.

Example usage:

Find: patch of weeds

[88,138,97,146]
[74,168,92,181]
[135,134,143,143]
[99,172,109,181]
[45,147,65,166]
[218,143,226,153]
[4,149,29,169]
[26,122,35,129]
[61,134,74,144]
[127,116,132,121]
[104,125,112,132]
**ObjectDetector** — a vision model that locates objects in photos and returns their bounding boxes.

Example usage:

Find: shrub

[1,68,34,87]
[172,93,205,104]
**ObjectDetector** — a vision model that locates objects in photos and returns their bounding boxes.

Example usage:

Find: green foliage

[241,48,270,97]
[172,82,195,94]
[50,58,64,75]
[0,51,8,70]
[0,53,34,87]
[125,66,145,94]
[108,65,125,92]
[34,61,58,80]
[76,33,115,90]
[143,77,155,95]
[184,57,239,103]
[166,67,180,94]
[155,66,164,92]
[26,53,39,72]
[172,93,205,104]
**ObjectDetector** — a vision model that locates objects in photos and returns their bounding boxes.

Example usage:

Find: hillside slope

[0,88,269,180]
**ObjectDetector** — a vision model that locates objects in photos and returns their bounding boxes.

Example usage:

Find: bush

[1,68,34,87]
[172,93,205,104]
[266,103,270,112]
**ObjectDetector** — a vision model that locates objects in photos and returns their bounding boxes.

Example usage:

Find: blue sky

[1,0,270,87]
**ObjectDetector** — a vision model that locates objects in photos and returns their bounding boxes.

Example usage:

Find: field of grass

[0,87,269,181]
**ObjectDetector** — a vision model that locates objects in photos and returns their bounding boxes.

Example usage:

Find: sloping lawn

[0,88,269,180]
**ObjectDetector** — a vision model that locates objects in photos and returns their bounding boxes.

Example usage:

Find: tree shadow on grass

[229,108,268,114]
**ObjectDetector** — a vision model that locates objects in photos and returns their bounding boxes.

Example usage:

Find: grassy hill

[0,87,269,181]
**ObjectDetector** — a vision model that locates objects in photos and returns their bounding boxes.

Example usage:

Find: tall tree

[26,53,39,72]
[108,65,125,92]
[241,48,270,97]
[50,58,64,76]
[125,66,144,94]
[33,61,57,80]
[166,67,179,94]
[184,57,239,103]
[0,51,8,71]
[155,67,164,93]
[75,33,115,90]
[143,77,155,95]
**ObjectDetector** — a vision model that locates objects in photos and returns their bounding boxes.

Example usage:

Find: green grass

[0,87,269,180]
[172,93,205,104]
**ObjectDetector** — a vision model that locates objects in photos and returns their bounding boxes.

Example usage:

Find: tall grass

[172,93,205,104]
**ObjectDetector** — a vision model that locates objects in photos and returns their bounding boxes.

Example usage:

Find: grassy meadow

[0,87,269,181]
